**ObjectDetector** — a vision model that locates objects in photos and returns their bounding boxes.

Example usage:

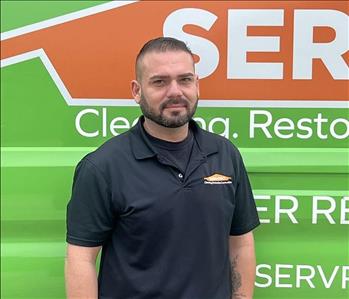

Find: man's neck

[143,117,189,142]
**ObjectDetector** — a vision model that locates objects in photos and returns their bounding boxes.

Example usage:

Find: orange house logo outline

[1,1,348,108]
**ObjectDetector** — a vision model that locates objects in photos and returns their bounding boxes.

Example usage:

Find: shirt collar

[130,116,219,160]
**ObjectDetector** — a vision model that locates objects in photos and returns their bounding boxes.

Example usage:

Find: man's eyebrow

[149,75,170,81]
[149,73,195,80]
[178,73,195,78]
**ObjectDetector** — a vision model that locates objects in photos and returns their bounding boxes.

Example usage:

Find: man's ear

[131,80,142,104]
[196,75,200,98]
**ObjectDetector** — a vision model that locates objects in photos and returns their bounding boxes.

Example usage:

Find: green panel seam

[1,147,349,173]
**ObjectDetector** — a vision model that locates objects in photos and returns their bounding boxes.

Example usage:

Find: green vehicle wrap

[1,1,348,298]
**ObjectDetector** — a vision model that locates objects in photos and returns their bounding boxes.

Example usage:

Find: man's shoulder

[82,127,135,169]
[195,123,241,156]
[195,126,247,179]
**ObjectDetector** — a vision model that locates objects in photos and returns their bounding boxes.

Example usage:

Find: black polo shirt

[67,117,260,299]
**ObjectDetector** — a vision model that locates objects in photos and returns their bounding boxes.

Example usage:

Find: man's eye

[152,80,165,86]
[181,77,193,83]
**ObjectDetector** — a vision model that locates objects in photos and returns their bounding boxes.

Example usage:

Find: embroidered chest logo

[204,173,232,185]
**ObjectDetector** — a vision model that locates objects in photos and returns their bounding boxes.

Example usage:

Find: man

[65,37,260,299]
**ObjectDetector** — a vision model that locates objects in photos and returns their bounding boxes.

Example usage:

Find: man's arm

[229,231,256,299]
[65,244,102,299]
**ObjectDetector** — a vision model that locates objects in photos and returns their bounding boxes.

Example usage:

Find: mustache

[160,98,189,110]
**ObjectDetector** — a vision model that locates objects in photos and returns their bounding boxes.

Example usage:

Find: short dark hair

[135,37,193,80]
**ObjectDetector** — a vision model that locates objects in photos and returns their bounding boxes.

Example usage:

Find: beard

[139,94,198,128]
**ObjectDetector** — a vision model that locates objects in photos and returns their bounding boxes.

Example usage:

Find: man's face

[132,50,199,128]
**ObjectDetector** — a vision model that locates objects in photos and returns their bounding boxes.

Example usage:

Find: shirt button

[178,173,183,179]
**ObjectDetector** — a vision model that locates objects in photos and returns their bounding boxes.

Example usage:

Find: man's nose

[167,80,183,98]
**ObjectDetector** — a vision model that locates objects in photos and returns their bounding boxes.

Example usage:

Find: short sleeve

[66,158,116,246]
[230,152,260,235]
